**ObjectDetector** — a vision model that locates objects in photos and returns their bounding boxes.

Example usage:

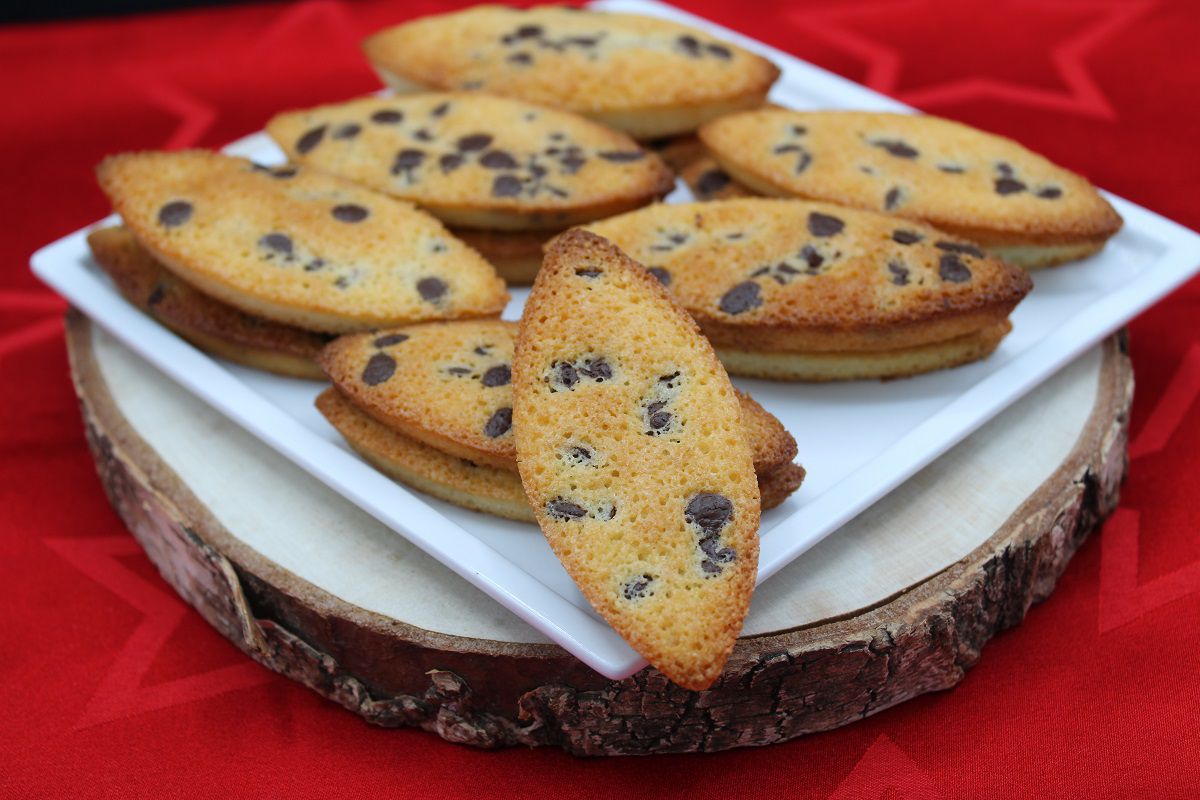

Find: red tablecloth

[3,1,1199,796]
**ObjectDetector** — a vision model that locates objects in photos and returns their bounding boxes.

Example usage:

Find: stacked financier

[267,93,675,284]
[316,320,804,522]
[698,110,1122,268]
[581,198,1033,381]
[92,150,508,375]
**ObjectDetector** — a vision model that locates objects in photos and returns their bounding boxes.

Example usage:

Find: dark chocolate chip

[333,275,353,290]
[939,254,972,283]
[146,284,165,306]
[481,364,511,387]
[871,139,919,159]
[892,229,923,245]
[362,353,396,386]
[888,260,910,286]
[515,23,543,38]
[492,174,523,197]
[332,204,369,223]
[157,201,193,227]
[392,149,426,173]
[807,212,845,237]
[935,240,985,258]
[696,169,730,197]
[676,34,701,56]
[296,125,326,154]
[598,151,645,163]
[884,186,903,210]
[660,371,681,384]
[792,125,808,136]
[412,128,434,142]
[259,232,293,255]
[996,162,1015,177]
[474,345,490,356]
[581,358,612,381]
[484,407,512,438]
[417,276,448,302]
[719,281,762,315]
[480,150,519,169]
[370,109,403,124]
[559,154,586,173]
[457,133,493,152]
[508,52,533,65]
[304,259,325,272]
[575,267,602,278]
[705,43,732,59]
[557,362,579,388]
[1037,186,1063,199]
[430,102,451,118]
[372,333,409,348]
[995,177,1027,195]
[938,163,966,174]
[686,493,732,535]
[446,366,471,376]
[439,153,464,173]
[774,143,801,154]
[569,446,592,462]
[799,245,824,268]
[623,574,654,600]
[332,123,362,140]
[268,166,297,179]
[647,267,671,285]
[547,498,586,520]
[649,409,672,430]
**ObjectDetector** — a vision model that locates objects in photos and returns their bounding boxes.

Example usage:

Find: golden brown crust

[267,94,676,232]
[699,110,1122,259]
[87,226,328,379]
[317,387,802,521]
[514,229,760,690]
[363,6,780,139]
[578,198,1032,341]
[96,150,508,333]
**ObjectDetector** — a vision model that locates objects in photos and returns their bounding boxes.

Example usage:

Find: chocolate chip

[370,109,403,124]
[871,139,919,159]
[696,169,730,197]
[547,498,586,520]
[439,153,464,173]
[888,260,910,286]
[568,446,592,462]
[719,281,762,315]
[556,362,579,388]
[412,129,434,142]
[457,133,493,152]
[792,125,808,136]
[575,267,602,278]
[647,267,671,285]
[484,407,512,438]
[515,24,543,38]
[705,43,732,59]
[686,493,732,535]
[304,259,325,272]
[623,574,654,600]
[996,162,1015,177]
[677,34,701,56]
[333,123,361,140]
[417,277,448,302]
[268,166,297,179]
[938,163,966,174]
[392,149,426,173]
[481,364,511,388]
[939,254,972,283]
[146,284,165,306]
[995,177,1026,195]
[157,201,193,227]
[332,204,369,223]
[884,187,903,210]
[935,240,984,258]
[372,333,409,348]
[362,353,396,386]
[807,212,844,237]
[492,174,523,197]
[648,401,671,430]
[430,102,451,118]
[480,150,518,169]
[508,52,533,65]
[446,366,471,376]
[296,125,326,154]
[799,245,824,268]
[892,229,923,245]
[581,358,612,381]
[474,346,490,356]
[598,151,645,163]
[259,233,293,255]
[1037,186,1063,199]
[659,371,681,384]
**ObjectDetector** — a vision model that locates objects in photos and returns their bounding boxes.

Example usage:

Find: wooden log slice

[65,312,1131,755]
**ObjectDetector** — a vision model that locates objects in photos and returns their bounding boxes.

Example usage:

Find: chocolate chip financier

[579,198,1033,381]
[514,230,761,690]
[87,226,327,379]
[699,110,1123,267]
[317,320,803,520]
[362,6,780,139]
[96,150,508,333]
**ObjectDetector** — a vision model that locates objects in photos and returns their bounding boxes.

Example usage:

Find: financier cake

[87,226,328,379]
[699,110,1123,267]
[316,319,803,520]
[513,229,761,690]
[97,150,508,332]
[362,6,780,139]
[579,198,1034,381]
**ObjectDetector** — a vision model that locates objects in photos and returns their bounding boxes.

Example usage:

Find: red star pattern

[787,0,1156,118]
[829,735,946,800]
[43,536,272,730]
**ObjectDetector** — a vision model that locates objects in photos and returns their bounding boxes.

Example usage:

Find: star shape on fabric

[829,734,947,800]
[786,0,1157,119]
[44,536,272,730]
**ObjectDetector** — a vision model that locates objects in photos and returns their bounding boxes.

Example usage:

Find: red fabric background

[3,1,1200,796]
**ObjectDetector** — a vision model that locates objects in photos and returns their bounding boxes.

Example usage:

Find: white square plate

[31,0,1200,680]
